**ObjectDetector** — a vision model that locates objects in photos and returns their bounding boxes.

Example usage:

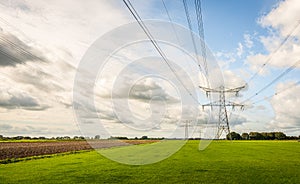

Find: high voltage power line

[0,20,72,80]
[182,0,203,74]
[242,59,300,104]
[245,21,300,85]
[161,0,181,44]
[122,0,201,105]
[0,17,77,107]
[251,80,300,105]
[123,0,248,139]
[239,20,300,106]
[194,0,208,75]
[1,0,298,138]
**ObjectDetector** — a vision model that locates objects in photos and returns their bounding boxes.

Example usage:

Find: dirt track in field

[0,140,159,160]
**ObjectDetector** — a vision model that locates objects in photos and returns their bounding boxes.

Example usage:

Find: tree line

[1,133,299,141]
[0,135,164,141]
[226,132,300,140]
[0,135,88,141]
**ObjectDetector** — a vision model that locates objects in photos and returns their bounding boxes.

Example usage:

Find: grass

[0,140,299,183]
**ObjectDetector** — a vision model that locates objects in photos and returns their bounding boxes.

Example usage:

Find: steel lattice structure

[199,85,245,139]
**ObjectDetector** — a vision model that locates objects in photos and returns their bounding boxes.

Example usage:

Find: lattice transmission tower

[199,85,245,139]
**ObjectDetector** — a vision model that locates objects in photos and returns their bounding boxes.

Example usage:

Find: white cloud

[1,0,298,137]
[223,70,246,89]
[237,42,244,57]
[246,53,270,75]
[244,34,254,49]
[247,0,300,71]
[0,0,132,136]
[0,87,48,110]
[268,81,300,132]
[242,0,300,136]
[215,51,237,70]
[259,0,300,38]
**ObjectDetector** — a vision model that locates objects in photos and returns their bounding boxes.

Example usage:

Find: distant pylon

[184,120,192,140]
[199,85,245,139]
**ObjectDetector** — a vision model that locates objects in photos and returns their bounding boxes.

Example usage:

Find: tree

[141,136,148,140]
[274,132,286,140]
[266,132,275,140]
[261,132,268,140]
[226,132,241,140]
[14,136,23,140]
[241,133,249,140]
[94,135,100,140]
[249,132,265,140]
[0,135,3,140]
[63,136,71,140]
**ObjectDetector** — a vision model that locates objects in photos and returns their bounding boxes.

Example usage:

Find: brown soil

[0,140,160,160]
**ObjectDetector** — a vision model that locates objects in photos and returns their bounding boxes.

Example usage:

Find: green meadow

[1,140,299,184]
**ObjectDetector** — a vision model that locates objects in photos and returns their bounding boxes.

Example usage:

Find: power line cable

[242,59,300,103]
[194,0,208,75]
[160,0,202,85]
[0,36,68,82]
[123,0,202,105]
[251,80,300,105]
[161,0,181,43]
[0,35,46,62]
[0,19,77,85]
[182,0,203,73]
[246,21,300,85]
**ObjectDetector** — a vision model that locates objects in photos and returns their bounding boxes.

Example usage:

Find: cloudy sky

[0,0,299,138]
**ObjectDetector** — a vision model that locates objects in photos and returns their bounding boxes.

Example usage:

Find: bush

[226,132,241,140]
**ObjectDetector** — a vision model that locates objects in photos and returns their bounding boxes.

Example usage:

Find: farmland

[0,140,299,183]
[0,140,159,160]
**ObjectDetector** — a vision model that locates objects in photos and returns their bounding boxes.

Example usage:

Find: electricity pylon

[184,120,193,140]
[199,85,245,139]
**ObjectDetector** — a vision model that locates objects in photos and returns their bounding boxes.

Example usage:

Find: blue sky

[127,0,300,135]
[138,0,281,51]
[0,0,299,138]
[202,0,280,50]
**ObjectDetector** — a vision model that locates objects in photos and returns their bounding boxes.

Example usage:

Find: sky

[0,0,299,138]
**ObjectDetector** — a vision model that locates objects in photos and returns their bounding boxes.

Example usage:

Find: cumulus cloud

[229,113,247,126]
[247,0,300,71]
[0,0,31,12]
[215,51,236,68]
[223,70,246,91]
[0,0,147,136]
[9,65,65,93]
[215,34,254,70]
[237,42,244,57]
[0,88,48,110]
[0,122,80,137]
[0,30,48,67]
[244,34,254,49]
[128,78,180,103]
[268,81,300,131]
[241,1,300,136]
[259,0,300,37]
[3,0,298,137]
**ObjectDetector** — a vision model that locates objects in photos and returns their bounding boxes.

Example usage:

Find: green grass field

[1,140,299,183]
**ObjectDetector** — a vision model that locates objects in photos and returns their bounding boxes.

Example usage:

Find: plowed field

[0,140,159,160]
